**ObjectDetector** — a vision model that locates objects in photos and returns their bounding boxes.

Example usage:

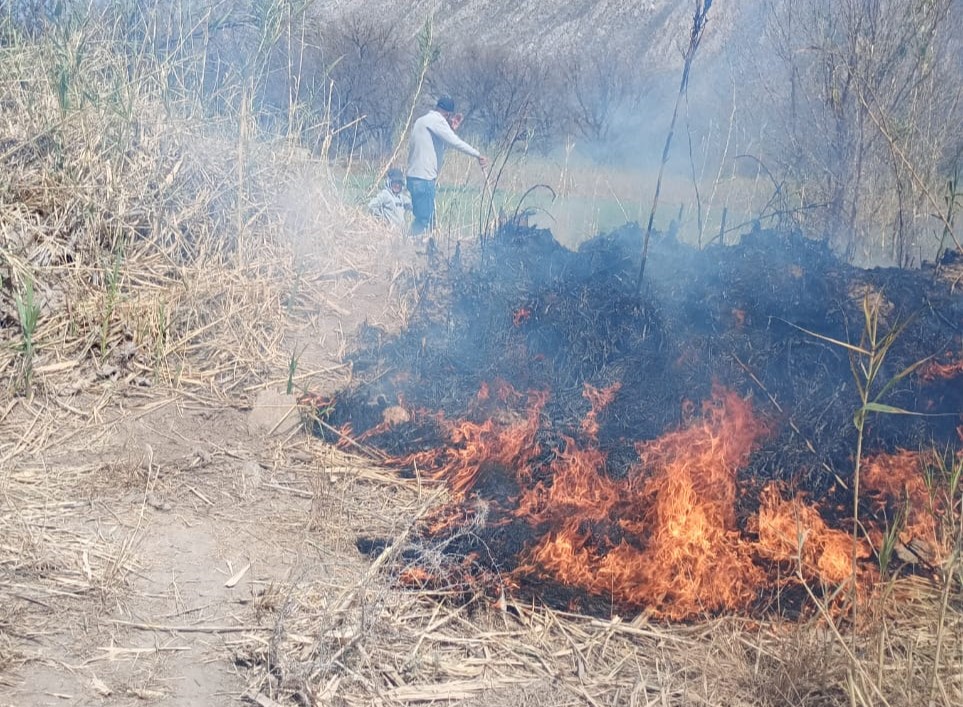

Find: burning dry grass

[230,445,963,706]
[291,397,961,703]
[1,14,962,707]
[288,232,963,703]
[227,437,963,707]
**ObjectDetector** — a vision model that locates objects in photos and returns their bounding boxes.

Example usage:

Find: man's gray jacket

[406,110,481,181]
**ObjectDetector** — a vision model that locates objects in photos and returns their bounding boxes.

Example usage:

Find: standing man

[406,96,489,238]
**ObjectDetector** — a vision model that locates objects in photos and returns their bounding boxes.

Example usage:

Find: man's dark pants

[407,176,436,236]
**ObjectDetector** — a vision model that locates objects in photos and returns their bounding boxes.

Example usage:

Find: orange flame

[580,382,621,439]
[399,566,433,586]
[753,484,871,585]
[519,388,770,619]
[373,382,903,619]
[516,438,618,522]
[919,357,963,382]
[863,450,941,559]
[513,307,532,326]
[392,390,547,499]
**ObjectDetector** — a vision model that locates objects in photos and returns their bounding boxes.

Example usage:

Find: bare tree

[561,46,651,143]
[745,0,963,265]
[319,11,412,154]
[430,43,559,147]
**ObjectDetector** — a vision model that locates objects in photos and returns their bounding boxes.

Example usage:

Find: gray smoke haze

[312,0,961,264]
[20,0,957,264]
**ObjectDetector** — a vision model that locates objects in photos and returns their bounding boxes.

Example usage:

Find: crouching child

[368,168,411,234]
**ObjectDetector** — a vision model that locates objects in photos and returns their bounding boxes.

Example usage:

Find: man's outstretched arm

[428,113,488,167]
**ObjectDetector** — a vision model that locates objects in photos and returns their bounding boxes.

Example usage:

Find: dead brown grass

[0,12,961,707]
[0,22,416,702]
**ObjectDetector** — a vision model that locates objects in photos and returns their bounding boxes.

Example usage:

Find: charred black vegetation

[312,224,963,619]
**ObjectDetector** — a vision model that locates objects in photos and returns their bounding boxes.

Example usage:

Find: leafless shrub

[317,10,414,155]
[429,39,657,155]
[0,0,62,38]
[560,46,651,144]
[192,5,414,155]
[430,43,561,149]
[742,0,963,265]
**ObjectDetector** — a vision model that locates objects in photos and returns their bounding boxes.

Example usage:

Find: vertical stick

[635,0,714,296]
[370,15,436,196]
[237,76,249,262]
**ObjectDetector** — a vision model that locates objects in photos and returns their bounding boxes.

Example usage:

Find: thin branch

[635,0,714,295]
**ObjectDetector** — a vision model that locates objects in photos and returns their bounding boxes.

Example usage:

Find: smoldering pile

[309,223,963,618]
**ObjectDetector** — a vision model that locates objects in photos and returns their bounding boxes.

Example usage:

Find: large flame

[340,383,893,620]
[517,388,768,619]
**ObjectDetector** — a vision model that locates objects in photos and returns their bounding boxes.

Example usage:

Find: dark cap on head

[436,95,455,113]
[387,167,404,184]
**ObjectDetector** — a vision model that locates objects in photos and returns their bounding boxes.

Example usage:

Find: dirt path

[0,251,417,705]
[1,396,314,705]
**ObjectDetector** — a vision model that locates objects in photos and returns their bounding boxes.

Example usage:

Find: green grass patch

[339,149,777,250]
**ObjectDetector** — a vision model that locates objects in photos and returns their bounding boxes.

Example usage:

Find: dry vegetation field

[1,3,962,707]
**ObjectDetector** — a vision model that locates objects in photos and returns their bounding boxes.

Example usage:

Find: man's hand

[478,155,489,169]
[450,112,463,130]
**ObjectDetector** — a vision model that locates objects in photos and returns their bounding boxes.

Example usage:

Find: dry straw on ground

[0,23,409,701]
[1,11,962,707]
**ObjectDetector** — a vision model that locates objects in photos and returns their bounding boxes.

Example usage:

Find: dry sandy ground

[0,250,415,706]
